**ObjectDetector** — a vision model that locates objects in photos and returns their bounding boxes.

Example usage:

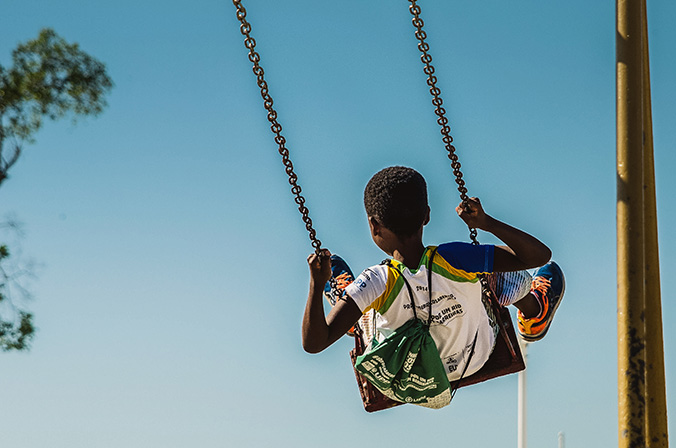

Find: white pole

[518,339,529,448]
[558,431,565,448]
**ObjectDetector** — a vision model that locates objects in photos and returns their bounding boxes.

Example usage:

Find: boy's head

[364,166,429,239]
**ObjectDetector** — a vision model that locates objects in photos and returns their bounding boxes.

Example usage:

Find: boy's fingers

[317,249,331,263]
[308,249,331,267]
[308,253,322,267]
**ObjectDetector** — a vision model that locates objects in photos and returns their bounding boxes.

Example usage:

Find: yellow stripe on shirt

[427,246,482,283]
[363,266,404,315]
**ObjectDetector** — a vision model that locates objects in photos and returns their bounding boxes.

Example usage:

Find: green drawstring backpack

[354,248,477,409]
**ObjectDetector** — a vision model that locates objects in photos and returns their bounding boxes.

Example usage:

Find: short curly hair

[364,166,428,238]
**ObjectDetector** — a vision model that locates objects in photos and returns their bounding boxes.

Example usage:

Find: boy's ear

[368,216,380,234]
[423,206,431,226]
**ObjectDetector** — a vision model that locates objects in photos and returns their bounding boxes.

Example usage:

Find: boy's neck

[391,241,426,270]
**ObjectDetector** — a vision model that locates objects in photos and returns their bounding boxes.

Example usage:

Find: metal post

[616,0,647,446]
[518,339,528,448]
[641,1,669,445]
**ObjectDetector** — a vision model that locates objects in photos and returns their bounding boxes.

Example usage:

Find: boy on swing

[302,166,565,388]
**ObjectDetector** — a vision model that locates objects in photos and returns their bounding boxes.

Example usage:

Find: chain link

[233,0,323,254]
[408,0,479,244]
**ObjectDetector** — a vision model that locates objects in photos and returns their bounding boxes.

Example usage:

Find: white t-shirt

[345,244,498,382]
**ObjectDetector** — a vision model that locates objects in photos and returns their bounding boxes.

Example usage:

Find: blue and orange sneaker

[323,254,355,306]
[517,261,565,342]
[324,254,357,336]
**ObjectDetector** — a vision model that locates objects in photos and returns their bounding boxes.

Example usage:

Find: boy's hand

[302,248,362,354]
[456,197,491,230]
[307,249,332,286]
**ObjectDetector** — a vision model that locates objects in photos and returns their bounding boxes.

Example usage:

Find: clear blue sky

[1,1,674,447]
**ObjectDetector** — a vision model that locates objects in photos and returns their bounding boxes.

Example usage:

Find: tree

[0,224,35,351]
[0,28,113,350]
[0,28,113,185]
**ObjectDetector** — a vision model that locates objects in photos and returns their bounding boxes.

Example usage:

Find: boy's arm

[456,198,551,272]
[302,250,362,354]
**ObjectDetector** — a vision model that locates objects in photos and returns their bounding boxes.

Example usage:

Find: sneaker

[323,254,355,306]
[323,254,357,336]
[517,261,565,342]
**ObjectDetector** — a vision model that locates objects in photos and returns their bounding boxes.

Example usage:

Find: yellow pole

[617,0,647,446]
[641,1,669,445]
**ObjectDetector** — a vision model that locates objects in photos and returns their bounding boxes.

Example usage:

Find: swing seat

[349,281,525,413]
[455,306,525,388]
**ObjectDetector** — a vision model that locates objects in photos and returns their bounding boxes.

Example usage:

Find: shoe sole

[520,265,566,342]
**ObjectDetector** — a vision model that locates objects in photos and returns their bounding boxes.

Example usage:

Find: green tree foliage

[0,242,35,351]
[0,28,113,185]
[0,29,112,350]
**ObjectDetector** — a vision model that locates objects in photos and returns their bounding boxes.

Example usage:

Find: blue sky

[1,1,674,446]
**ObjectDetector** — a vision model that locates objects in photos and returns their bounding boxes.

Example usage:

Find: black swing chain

[407,1,509,340]
[408,0,479,245]
[233,0,322,253]
[233,0,343,298]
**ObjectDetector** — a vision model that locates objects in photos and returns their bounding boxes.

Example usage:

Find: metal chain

[233,0,343,299]
[233,0,322,254]
[406,3,509,333]
[408,0,479,244]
